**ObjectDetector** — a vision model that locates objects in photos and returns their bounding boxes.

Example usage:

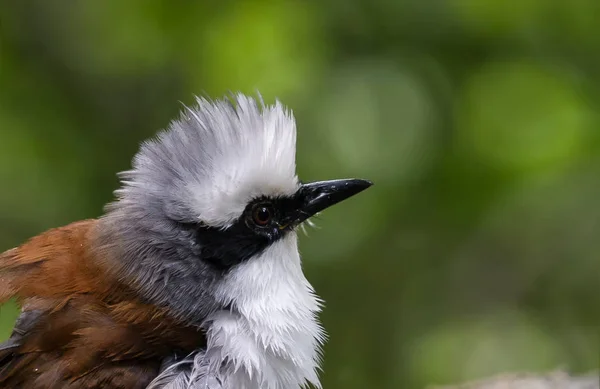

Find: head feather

[110,93,299,228]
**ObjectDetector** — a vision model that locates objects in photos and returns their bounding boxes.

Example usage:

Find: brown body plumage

[0,220,204,388]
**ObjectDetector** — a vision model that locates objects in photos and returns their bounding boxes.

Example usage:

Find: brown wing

[0,302,161,389]
[0,220,205,389]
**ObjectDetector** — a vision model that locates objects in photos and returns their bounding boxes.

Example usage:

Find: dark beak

[281,179,373,229]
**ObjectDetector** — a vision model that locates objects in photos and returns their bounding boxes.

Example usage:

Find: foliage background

[0,1,598,388]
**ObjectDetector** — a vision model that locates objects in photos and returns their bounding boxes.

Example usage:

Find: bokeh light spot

[317,59,438,184]
[456,60,591,174]
[408,310,563,386]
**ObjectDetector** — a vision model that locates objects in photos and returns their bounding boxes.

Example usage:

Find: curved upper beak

[280,178,373,229]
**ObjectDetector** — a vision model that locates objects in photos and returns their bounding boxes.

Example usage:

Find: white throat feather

[148,233,325,389]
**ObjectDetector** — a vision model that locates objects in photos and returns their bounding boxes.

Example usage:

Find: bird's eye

[252,204,274,226]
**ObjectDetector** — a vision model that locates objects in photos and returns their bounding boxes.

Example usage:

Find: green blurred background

[0,0,598,388]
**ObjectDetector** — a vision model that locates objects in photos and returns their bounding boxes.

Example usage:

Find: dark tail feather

[0,309,43,384]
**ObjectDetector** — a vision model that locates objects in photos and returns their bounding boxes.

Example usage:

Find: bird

[0,93,372,389]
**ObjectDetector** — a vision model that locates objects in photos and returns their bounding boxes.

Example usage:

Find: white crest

[116,93,300,228]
